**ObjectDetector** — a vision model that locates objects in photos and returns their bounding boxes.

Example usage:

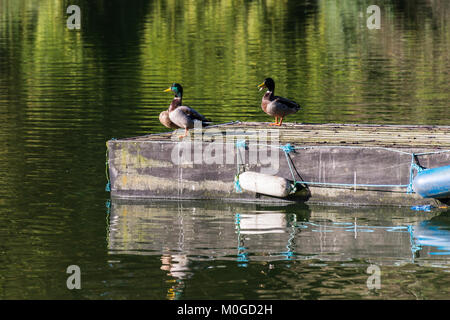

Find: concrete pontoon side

[106,123,450,206]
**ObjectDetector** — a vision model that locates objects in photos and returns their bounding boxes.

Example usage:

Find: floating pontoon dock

[106,122,450,206]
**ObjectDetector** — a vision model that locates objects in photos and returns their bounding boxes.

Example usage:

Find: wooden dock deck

[125,122,450,147]
[106,122,450,206]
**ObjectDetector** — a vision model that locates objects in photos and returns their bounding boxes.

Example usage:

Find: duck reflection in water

[161,254,190,300]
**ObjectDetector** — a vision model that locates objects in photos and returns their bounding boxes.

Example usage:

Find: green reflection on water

[105,200,450,300]
[0,0,449,300]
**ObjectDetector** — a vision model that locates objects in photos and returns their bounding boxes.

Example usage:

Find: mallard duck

[164,83,210,138]
[257,78,300,126]
[159,110,179,129]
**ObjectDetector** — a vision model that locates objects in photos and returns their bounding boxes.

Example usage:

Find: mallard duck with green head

[164,83,210,138]
[257,78,300,126]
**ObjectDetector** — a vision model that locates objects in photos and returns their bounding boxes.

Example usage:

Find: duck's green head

[257,78,275,92]
[164,83,183,98]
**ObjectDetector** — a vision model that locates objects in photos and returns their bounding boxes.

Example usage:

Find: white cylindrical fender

[238,171,292,198]
[238,213,286,234]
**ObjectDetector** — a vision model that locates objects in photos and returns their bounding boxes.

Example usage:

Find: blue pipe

[413,165,450,198]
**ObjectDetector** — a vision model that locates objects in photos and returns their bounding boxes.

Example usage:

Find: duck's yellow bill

[257,82,265,88]
[164,88,172,92]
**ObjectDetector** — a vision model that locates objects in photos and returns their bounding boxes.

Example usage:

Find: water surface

[106,201,450,300]
[0,0,449,300]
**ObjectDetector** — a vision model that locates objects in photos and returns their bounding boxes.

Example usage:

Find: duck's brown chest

[169,97,182,112]
[261,92,273,114]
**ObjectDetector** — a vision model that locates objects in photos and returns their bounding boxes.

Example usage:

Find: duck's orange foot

[177,128,189,139]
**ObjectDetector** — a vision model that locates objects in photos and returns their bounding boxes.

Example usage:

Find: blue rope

[281,143,409,191]
[281,214,296,260]
[407,153,425,194]
[280,144,300,193]
[283,151,296,182]
[292,181,409,188]
[105,138,116,193]
[234,140,247,193]
[280,143,295,154]
[235,213,248,267]
[231,140,449,195]
[235,140,247,149]
[105,151,111,192]
[408,225,422,257]
[234,175,243,193]
[105,199,111,244]
[278,145,443,192]
[410,204,434,212]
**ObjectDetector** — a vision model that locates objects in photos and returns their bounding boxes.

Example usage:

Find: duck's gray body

[169,106,209,129]
[261,91,300,118]
[168,97,209,130]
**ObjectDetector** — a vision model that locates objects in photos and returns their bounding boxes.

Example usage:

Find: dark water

[0,0,449,299]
